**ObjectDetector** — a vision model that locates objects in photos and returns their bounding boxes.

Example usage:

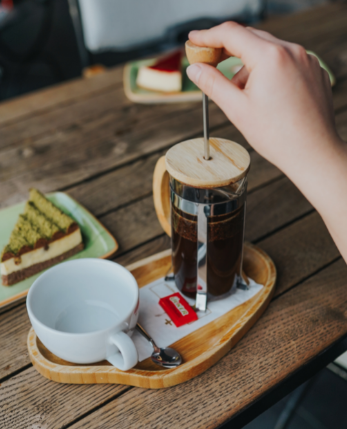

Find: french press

[153,137,250,311]
[153,42,251,311]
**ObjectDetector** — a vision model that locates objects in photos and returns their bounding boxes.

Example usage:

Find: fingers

[189,22,268,69]
[230,66,249,89]
[247,27,294,49]
[186,63,246,119]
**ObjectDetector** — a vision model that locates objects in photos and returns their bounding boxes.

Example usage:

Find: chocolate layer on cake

[1,189,84,286]
[2,243,84,286]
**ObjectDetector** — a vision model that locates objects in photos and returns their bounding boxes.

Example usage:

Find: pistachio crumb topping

[29,189,74,232]
[1,189,77,260]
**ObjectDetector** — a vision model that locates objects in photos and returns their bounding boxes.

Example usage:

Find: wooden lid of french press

[165,137,250,188]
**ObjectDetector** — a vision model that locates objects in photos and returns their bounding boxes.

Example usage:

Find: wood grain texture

[100,196,163,256]
[166,138,250,187]
[0,305,31,380]
[67,152,164,217]
[185,41,222,67]
[258,211,340,297]
[114,235,170,266]
[27,244,276,389]
[0,103,227,210]
[0,67,124,128]
[0,366,128,429]
[69,259,347,429]
[246,175,313,242]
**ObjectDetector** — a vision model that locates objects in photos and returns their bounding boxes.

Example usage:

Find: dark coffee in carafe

[171,195,245,300]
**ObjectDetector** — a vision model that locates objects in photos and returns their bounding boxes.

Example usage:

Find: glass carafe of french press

[153,137,250,311]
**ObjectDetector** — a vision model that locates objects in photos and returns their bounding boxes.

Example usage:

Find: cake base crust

[1,242,84,286]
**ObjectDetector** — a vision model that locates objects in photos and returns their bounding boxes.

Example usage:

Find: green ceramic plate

[0,192,118,308]
[123,52,335,104]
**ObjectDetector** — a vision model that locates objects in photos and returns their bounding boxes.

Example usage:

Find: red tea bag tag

[159,293,198,327]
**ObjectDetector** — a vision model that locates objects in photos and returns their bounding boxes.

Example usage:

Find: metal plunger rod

[185,41,222,160]
[202,93,210,160]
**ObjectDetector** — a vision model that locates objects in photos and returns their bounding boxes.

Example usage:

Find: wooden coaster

[28,243,276,389]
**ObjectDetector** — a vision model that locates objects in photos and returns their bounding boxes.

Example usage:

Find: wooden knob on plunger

[185,40,222,67]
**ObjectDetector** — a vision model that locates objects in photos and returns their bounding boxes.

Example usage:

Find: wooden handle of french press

[153,156,171,237]
[185,41,222,67]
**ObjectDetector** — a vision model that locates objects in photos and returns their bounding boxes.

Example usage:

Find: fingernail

[189,30,199,37]
[186,64,202,83]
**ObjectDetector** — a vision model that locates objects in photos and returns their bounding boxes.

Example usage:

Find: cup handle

[153,156,171,237]
[107,331,138,371]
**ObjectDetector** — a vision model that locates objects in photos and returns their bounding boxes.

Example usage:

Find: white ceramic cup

[26,258,139,371]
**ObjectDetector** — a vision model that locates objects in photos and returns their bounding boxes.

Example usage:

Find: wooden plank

[0,67,124,128]
[0,88,198,152]
[0,305,31,380]
[68,258,347,429]
[245,175,313,242]
[114,235,170,266]
[100,196,163,256]
[0,117,241,210]
[0,367,129,429]
[0,103,227,209]
[259,211,340,297]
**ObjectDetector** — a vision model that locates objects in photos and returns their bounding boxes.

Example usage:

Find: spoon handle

[136,324,155,346]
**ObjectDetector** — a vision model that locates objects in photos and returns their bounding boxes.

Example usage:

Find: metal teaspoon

[136,324,182,368]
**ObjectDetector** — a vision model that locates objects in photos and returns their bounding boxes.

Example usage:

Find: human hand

[187,23,347,262]
[186,23,343,181]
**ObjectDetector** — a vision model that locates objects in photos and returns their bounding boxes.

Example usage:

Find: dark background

[0,0,330,101]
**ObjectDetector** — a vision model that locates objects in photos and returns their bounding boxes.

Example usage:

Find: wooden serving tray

[28,243,276,389]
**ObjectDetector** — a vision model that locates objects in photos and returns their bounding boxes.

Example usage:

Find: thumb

[186,63,246,121]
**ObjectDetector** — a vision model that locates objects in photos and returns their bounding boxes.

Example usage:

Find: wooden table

[1,4,347,428]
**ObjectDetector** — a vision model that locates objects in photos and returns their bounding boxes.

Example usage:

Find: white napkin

[132,277,263,362]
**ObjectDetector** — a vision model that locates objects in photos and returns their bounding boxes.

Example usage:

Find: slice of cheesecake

[1,189,84,286]
[136,51,182,93]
